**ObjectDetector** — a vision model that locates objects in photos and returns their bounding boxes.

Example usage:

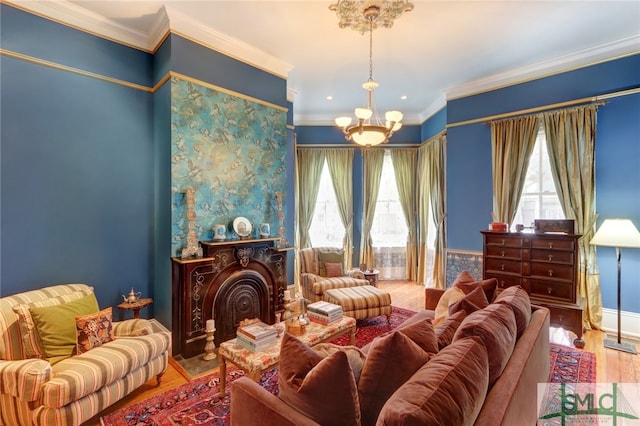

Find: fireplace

[171,238,287,358]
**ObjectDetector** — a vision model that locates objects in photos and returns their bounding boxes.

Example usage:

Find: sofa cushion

[278,333,360,426]
[112,318,153,337]
[28,292,100,364]
[312,343,366,383]
[358,331,433,426]
[318,250,344,277]
[433,286,465,325]
[12,287,95,359]
[454,274,498,303]
[325,262,345,277]
[453,303,517,386]
[377,336,489,426]
[43,331,170,408]
[434,310,466,350]
[75,307,114,354]
[395,316,439,354]
[494,285,532,338]
[448,286,489,317]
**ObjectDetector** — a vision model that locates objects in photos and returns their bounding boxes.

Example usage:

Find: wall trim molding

[601,308,640,340]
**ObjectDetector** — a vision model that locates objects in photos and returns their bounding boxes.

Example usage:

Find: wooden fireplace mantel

[171,238,289,358]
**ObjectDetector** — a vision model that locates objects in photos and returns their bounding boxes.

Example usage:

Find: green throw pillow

[29,292,99,364]
[318,251,344,277]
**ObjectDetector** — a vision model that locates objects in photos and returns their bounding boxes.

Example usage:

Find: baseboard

[601,308,640,340]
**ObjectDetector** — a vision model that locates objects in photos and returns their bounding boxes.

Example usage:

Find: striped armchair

[0,284,171,426]
[299,247,369,302]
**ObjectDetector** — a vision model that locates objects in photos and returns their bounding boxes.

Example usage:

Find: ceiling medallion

[329,0,414,33]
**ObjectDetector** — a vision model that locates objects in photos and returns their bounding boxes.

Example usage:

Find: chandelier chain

[368,18,374,81]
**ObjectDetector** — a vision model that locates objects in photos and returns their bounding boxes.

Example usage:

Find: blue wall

[445,54,640,314]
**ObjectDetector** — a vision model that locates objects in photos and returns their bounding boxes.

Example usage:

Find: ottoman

[323,285,392,322]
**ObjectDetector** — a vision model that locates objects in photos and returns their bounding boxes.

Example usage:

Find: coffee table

[217,316,357,396]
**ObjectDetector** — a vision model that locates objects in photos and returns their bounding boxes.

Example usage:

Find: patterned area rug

[101,308,595,426]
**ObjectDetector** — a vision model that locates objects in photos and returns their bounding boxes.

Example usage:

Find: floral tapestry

[171,77,287,256]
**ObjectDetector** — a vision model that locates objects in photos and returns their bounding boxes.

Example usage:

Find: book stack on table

[307,301,343,325]
[236,320,278,352]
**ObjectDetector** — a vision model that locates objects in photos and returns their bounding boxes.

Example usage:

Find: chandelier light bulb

[355,108,373,120]
[385,110,403,123]
[335,116,352,128]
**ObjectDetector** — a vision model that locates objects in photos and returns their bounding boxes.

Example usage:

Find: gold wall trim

[296,143,421,149]
[0,49,153,92]
[447,87,640,129]
[446,249,482,256]
[170,72,288,112]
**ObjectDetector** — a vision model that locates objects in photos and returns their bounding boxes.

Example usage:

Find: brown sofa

[231,286,550,426]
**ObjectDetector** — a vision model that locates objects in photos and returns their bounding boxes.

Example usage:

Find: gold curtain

[391,149,418,280]
[326,149,355,268]
[417,133,447,288]
[296,149,325,249]
[360,149,385,269]
[543,104,602,330]
[490,116,540,224]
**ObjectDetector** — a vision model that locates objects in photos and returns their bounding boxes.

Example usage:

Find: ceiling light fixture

[329,0,414,34]
[332,3,411,148]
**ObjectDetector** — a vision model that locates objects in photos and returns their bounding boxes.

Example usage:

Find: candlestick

[284,290,291,300]
[203,320,216,361]
[206,319,215,332]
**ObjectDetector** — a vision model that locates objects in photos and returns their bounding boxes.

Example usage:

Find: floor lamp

[590,218,640,354]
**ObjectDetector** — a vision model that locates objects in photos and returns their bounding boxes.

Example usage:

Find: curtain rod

[447,86,639,128]
[483,99,607,125]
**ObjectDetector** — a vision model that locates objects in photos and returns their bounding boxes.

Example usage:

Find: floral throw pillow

[76,307,114,354]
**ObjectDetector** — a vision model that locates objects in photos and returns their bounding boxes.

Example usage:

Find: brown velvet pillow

[377,336,489,425]
[452,270,477,286]
[358,331,432,426]
[448,286,489,317]
[325,262,344,277]
[452,303,517,387]
[454,276,498,302]
[395,316,439,354]
[434,310,467,350]
[278,333,360,426]
[494,285,532,338]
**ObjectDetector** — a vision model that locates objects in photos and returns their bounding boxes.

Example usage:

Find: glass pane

[308,161,345,247]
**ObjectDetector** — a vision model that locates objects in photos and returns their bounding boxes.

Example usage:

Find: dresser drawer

[486,246,522,259]
[538,302,584,338]
[531,249,574,264]
[484,234,523,248]
[530,280,574,302]
[532,238,575,251]
[484,258,522,275]
[486,274,528,292]
[530,262,574,281]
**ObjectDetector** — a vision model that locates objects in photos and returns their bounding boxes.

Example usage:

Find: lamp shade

[590,219,640,248]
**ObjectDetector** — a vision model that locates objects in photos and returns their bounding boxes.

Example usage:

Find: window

[308,160,345,247]
[371,151,408,279]
[511,125,565,230]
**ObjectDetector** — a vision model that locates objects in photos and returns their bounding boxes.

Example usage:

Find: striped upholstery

[323,285,392,322]
[0,284,171,426]
[299,247,368,302]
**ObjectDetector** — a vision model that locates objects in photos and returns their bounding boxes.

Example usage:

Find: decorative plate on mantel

[233,217,252,239]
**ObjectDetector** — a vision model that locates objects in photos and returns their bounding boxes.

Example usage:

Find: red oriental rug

[101,308,595,426]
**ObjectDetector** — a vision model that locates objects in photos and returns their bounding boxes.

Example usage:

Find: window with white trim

[308,160,345,247]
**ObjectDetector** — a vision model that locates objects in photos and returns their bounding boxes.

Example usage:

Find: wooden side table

[364,269,380,287]
[117,298,153,319]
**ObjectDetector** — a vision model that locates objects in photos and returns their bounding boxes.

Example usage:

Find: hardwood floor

[87,280,640,425]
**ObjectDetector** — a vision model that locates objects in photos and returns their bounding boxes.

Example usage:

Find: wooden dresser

[481,231,585,347]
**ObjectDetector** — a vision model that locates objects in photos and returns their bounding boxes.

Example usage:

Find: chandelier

[333,3,410,148]
[329,0,414,34]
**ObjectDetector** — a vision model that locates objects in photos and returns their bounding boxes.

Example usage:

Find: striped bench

[323,285,392,322]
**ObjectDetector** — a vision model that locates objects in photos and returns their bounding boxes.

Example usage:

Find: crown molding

[8,0,293,78]
[418,93,447,124]
[294,113,423,127]
[444,35,640,101]
[7,0,152,50]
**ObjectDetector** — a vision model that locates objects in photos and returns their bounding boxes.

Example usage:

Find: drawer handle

[501,264,505,271]
[548,254,553,261]
[549,243,553,249]
[548,269,554,277]
[547,287,553,294]
[500,281,506,288]
[500,239,505,246]
[501,250,505,257]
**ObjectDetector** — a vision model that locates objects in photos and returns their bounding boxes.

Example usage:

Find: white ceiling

[11,1,640,125]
